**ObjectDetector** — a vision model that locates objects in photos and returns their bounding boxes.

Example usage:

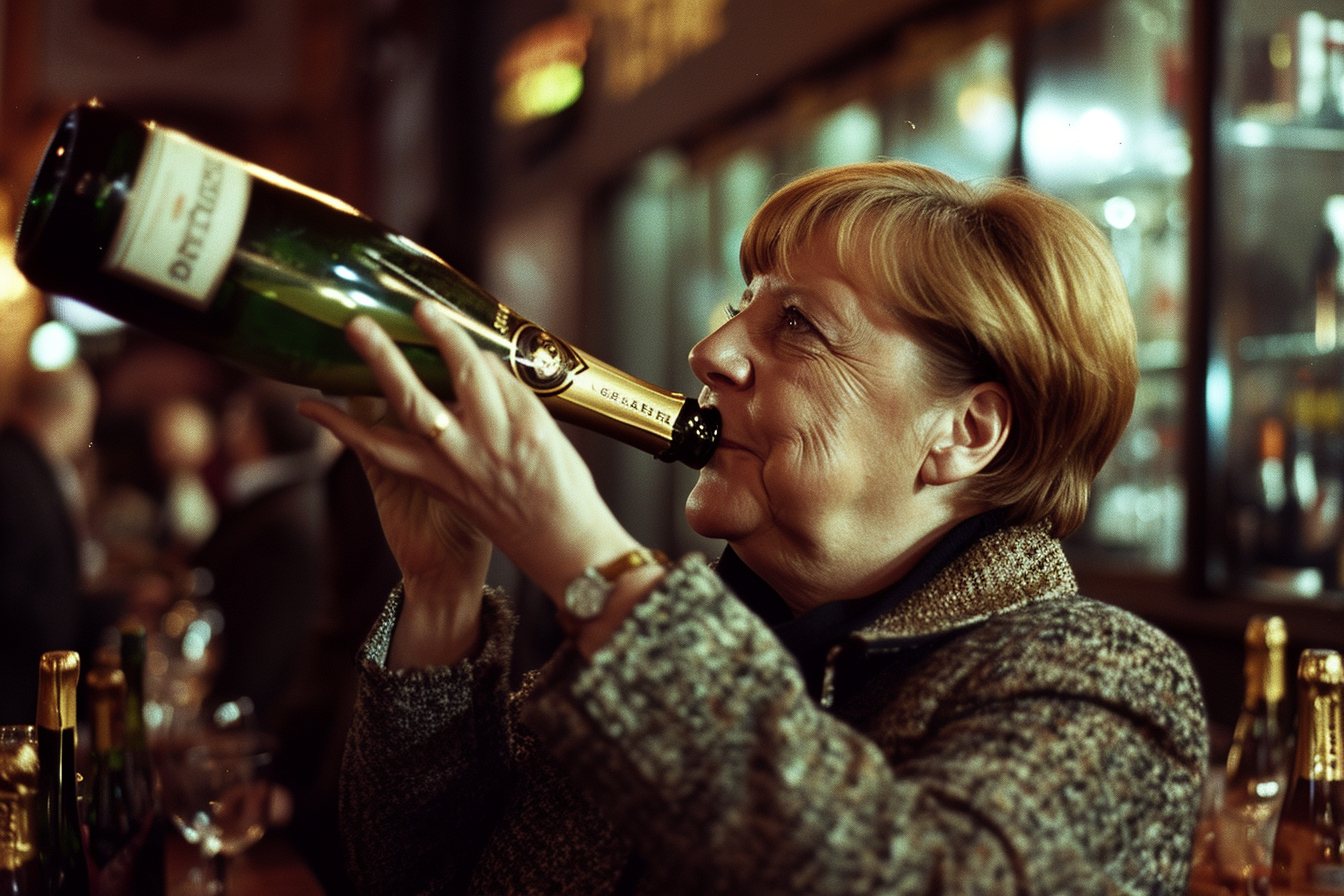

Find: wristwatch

[561,547,669,628]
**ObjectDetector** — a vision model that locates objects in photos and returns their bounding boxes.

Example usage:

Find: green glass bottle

[118,624,164,896]
[1216,615,1289,893]
[1270,649,1344,894]
[14,100,718,467]
[35,651,88,896]
[84,666,133,873]
[0,726,44,896]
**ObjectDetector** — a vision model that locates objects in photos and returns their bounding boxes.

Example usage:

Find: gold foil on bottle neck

[1245,615,1288,705]
[85,666,126,752]
[1301,648,1344,686]
[0,729,39,872]
[36,651,80,732]
[1296,649,1344,782]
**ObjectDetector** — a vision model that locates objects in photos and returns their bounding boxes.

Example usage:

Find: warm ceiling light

[496,14,592,126]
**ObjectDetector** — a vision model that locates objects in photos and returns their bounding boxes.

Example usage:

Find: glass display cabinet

[1021,0,1191,574]
[1212,0,1344,604]
[596,0,1195,576]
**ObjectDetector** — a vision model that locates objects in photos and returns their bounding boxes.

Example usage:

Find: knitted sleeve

[340,584,519,896]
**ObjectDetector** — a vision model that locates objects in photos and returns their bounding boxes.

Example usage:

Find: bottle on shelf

[1215,615,1290,893]
[1251,415,1290,572]
[13,100,719,468]
[0,726,44,895]
[35,650,89,896]
[1270,648,1344,894]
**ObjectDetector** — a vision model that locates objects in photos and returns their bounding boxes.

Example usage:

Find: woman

[300,161,1208,895]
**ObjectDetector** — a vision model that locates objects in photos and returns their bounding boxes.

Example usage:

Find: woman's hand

[300,300,648,660]
[300,395,491,669]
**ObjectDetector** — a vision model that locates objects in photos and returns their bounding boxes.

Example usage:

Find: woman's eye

[780,305,814,334]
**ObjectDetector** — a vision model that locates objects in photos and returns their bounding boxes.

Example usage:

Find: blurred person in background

[0,356,101,723]
[273,444,402,896]
[148,396,221,561]
[193,376,332,728]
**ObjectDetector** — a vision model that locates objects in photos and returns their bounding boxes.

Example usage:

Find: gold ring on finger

[427,409,452,440]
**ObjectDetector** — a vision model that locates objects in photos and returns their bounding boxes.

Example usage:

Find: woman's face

[686,241,955,610]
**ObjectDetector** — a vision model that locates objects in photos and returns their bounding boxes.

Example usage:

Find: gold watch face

[564,567,612,621]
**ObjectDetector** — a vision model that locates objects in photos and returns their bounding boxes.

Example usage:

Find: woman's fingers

[345,314,460,446]
[295,397,458,504]
[414,301,517,451]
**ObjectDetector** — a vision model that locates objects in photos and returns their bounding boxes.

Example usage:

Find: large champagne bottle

[1270,648,1344,894]
[0,726,44,896]
[1216,615,1290,894]
[14,100,719,467]
[35,651,88,896]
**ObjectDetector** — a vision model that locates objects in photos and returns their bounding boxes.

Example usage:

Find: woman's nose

[689,315,753,390]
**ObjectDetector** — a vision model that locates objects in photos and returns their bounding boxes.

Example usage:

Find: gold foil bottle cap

[1247,615,1288,649]
[85,666,126,752]
[1300,648,1344,686]
[1246,615,1289,705]
[85,666,126,696]
[36,651,79,732]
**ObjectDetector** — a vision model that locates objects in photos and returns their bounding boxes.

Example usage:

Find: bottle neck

[0,789,38,874]
[35,660,77,735]
[0,742,38,874]
[86,666,127,759]
[1295,683,1344,783]
[120,631,148,753]
[1247,647,1269,706]
[35,654,80,806]
[88,697,125,761]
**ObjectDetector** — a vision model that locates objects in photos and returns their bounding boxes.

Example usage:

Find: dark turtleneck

[714,509,1007,700]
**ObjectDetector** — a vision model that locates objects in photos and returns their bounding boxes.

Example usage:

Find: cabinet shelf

[1137,338,1185,372]
[1237,331,1342,363]
[1225,118,1344,152]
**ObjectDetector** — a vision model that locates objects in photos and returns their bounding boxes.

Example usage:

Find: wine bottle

[118,624,164,896]
[1216,615,1290,893]
[84,666,133,872]
[0,726,44,895]
[1270,648,1344,894]
[14,100,719,468]
[35,651,89,896]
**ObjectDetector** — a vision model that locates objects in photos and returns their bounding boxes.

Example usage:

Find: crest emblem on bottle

[510,324,587,395]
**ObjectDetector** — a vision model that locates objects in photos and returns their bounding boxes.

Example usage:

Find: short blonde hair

[740,160,1137,538]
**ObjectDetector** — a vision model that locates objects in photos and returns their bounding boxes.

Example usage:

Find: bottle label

[105,126,252,309]
[484,305,685,453]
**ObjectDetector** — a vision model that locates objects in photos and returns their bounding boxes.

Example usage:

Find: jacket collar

[717,513,1077,704]
[853,518,1077,642]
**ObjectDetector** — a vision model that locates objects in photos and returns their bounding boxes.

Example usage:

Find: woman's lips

[717,437,749,453]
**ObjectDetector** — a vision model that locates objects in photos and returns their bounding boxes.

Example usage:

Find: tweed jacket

[340,522,1209,895]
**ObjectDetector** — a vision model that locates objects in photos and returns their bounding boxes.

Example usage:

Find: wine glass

[161,728,274,895]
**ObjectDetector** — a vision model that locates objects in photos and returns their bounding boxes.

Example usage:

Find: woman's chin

[685,479,760,542]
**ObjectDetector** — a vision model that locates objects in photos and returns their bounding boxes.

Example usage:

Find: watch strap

[596,547,669,582]
[560,547,669,632]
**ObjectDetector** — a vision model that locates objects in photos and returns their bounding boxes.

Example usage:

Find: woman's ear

[920,382,1012,486]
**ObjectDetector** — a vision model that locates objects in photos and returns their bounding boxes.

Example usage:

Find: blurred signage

[496,14,593,125]
[574,0,730,100]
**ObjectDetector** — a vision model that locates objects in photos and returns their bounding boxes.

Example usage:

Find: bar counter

[165,829,326,895]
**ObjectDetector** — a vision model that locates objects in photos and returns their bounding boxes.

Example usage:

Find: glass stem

[213,853,228,894]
